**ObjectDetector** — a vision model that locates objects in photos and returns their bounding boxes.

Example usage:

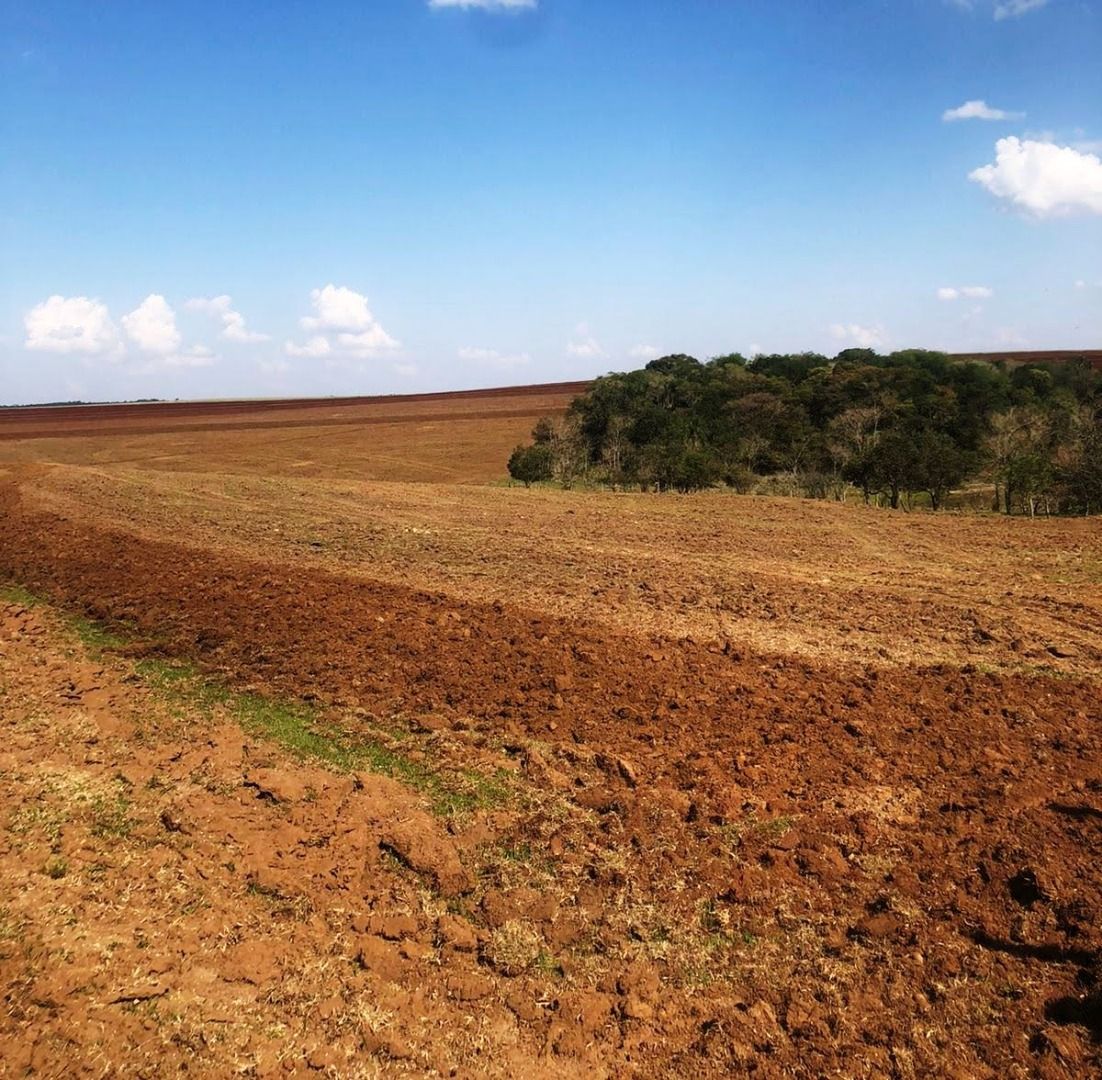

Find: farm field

[1,386,1101,1077]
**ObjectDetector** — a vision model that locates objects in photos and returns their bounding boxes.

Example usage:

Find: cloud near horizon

[186,295,269,343]
[285,285,399,360]
[566,323,606,360]
[23,293,216,371]
[121,294,182,356]
[829,323,887,350]
[24,295,121,356]
[969,137,1102,217]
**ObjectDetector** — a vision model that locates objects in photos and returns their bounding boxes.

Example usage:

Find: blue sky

[2,0,1100,404]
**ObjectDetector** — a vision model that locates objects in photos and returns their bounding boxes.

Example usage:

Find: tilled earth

[1,467,1101,1078]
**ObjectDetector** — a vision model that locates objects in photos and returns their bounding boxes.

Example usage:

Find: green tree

[507,443,553,488]
[910,429,972,510]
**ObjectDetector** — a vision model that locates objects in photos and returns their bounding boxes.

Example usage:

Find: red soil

[1,474,1100,1077]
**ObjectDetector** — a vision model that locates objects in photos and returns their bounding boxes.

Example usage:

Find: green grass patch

[134,656,510,818]
[2,584,130,651]
[69,615,129,653]
[88,790,134,839]
[0,584,43,608]
[3,583,513,820]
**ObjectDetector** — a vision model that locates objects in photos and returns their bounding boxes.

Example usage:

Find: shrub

[507,443,553,487]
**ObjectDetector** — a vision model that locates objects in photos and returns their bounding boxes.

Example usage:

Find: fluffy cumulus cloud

[969,137,1102,217]
[285,285,398,360]
[829,323,887,350]
[300,285,377,333]
[24,292,223,372]
[943,99,1022,122]
[458,346,531,369]
[628,344,661,361]
[937,285,994,300]
[428,0,536,10]
[24,295,121,355]
[121,295,182,355]
[337,327,401,357]
[185,295,269,343]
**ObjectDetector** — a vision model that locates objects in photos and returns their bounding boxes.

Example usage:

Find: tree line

[507,350,1102,515]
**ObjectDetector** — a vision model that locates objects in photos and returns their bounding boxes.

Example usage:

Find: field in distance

[1,384,1100,1077]
[1,384,1099,675]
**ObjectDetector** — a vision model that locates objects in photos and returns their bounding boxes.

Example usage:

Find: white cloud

[300,284,383,333]
[969,137,1102,217]
[284,335,332,359]
[829,323,887,350]
[121,294,182,355]
[567,323,606,360]
[428,0,536,9]
[258,357,291,376]
[24,295,121,355]
[628,344,660,361]
[337,326,401,356]
[938,285,994,300]
[185,295,231,315]
[286,284,399,359]
[222,312,267,344]
[994,0,1049,19]
[458,346,531,369]
[186,294,269,343]
[943,99,1023,122]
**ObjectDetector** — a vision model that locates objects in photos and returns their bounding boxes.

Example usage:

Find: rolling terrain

[1,386,1100,1077]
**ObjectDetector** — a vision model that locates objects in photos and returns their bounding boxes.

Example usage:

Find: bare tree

[601,414,631,488]
[547,416,589,489]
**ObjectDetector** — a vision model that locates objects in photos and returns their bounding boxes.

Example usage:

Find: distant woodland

[508,350,1102,515]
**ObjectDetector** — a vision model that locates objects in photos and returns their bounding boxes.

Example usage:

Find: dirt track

[1,388,1101,1076]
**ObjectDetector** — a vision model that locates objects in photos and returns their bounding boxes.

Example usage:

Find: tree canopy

[507,349,1102,513]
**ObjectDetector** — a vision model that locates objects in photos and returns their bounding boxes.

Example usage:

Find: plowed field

[1,387,1100,1078]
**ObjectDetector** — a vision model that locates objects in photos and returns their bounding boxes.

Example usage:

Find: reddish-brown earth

[1,388,1100,1077]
